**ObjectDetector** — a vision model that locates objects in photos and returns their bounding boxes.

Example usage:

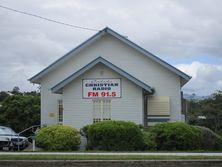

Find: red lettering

[88,91,117,97]
[112,92,116,97]
[101,92,106,97]
[93,92,99,97]
[88,92,99,97]
[88,92,92,97]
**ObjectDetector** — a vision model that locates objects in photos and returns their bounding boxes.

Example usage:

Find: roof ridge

[29,27,191,85]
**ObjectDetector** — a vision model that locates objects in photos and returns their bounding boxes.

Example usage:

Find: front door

[92,99,111,123]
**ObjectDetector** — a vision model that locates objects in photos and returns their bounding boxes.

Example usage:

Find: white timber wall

[40,34,182,126]
[62,64,143,129]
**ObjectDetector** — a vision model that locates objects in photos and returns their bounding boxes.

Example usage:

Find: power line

[0,4,99,32]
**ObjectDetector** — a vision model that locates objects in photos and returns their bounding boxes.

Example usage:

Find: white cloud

[176,62,222,95]
[0,62,41,92]
[0,0,221,94]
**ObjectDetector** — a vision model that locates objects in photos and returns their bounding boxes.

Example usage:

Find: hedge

[147,122,202,150]
[196,126,222,150]
[82,121,222,151]
[85,120,145,151]
[36,125,80,150]
[143,131,157,150]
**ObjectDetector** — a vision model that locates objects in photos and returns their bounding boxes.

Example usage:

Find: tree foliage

[188,91,222,132]
[0,91,9,103]
[11,86,20,94]
[0,90,40,133]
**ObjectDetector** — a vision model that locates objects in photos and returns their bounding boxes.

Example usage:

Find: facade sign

[83,79,121,98]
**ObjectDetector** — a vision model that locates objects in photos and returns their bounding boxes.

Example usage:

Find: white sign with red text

[82,79,121,98]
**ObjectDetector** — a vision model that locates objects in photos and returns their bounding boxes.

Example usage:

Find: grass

[0,154,222,160]
[21,149,222,153]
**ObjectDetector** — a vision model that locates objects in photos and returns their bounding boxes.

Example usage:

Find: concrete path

[23,142,43,151]
[0,152,222,156]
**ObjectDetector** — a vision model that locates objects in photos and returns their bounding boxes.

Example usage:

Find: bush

[143,131,156,150]
[148,122,202,150]
[196,126,222,150]
[87,120,145,151]
[36,125,80,150]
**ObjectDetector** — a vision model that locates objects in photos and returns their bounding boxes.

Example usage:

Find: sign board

[82,79,121,98]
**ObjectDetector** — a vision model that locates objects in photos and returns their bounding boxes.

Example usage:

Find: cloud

[0,0,221,94]
[176,62,222,95]
[0,62,41,92]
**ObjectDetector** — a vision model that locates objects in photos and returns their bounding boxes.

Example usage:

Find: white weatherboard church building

[29,27,191,129]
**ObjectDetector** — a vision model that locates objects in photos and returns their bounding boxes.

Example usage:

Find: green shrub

[36,125,80,150]
[196,126,222,150]
[149,122,202,150]
[143,131,157,150]
[87,120,145,151]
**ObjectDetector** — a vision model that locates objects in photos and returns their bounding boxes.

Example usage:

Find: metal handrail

[18,125,40,136]
[17,125,40,151]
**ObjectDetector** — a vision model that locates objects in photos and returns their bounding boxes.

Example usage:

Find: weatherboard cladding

[29,27,191,84]
[51,57,154,94]
[62,63,143,128]
[31,27,188,126]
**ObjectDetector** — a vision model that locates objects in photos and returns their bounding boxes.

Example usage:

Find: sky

[0,0,221,96]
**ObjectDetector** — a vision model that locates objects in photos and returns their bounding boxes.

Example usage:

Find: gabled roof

[51,57,154,94]
[29,27,191,84]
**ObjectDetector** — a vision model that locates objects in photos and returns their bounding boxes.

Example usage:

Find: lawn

[0,154,222,160]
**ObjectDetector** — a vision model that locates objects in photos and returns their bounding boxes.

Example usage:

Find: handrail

[17,125,40,151]
[18,125,40,135]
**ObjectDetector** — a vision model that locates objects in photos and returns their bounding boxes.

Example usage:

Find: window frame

[58,99,63,124]
[92,99,111,123]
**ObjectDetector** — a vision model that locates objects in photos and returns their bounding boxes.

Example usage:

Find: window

[93,99,111,123]
[58,100,63,123]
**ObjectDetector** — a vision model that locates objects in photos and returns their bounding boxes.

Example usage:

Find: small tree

[11,86,20,94]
